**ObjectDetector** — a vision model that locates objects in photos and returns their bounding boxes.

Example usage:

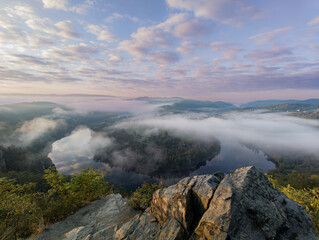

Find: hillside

[240,98,319,108]
[161,99,236,113]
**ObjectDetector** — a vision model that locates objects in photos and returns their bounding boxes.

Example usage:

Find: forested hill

[241,98,319,108]
[160,99,236,113]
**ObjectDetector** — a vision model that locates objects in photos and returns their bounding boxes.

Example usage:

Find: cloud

[210,41,241,60]
[42,0,93,14]
[42,0,68,10]
[25,16,81,41]
[147,51,180,65]
[8,53,56,67]
[117,111,319,157]
[60,98,166,114]
[118,28,173,56]
[108,54,123,62]
[43,44,98,61]
[86,24,118,42]
[176,41,209,55]
[118,14,187,56]
[245,46,293,60]
[70,0,94,14]
[308,16,319,26]
[174,19,213,38]
[104,13,140,23]
[166,0,265,26]
[55,20,81,40]
[5,5,35,19]
[17,117,65,146]
[250,27,292,45]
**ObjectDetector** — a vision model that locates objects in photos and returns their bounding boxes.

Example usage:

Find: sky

[0,0,319,102]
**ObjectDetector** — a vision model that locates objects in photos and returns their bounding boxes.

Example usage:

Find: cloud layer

[117,111,319,157]
[17,117,65,146]
[0,1,318,100]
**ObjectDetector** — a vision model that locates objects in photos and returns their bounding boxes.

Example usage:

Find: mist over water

[49,126,275,190]
[40,96,319,189]
[1,95,318,190]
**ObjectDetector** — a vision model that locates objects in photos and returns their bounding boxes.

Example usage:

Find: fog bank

[116,111,319,157]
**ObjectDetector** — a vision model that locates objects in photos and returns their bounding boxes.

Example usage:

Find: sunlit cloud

[0,0,318,100]
[308,16,319,26]
[250,27,292,45]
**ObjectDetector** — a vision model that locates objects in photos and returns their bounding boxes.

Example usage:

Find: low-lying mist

[48,127,112,174]
[1,97,318,184]
[116,111,319,158]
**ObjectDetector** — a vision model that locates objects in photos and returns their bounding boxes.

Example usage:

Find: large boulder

[194,166,317,240]
[150,173,224,232]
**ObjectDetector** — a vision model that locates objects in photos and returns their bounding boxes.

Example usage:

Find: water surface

[49,130,275,191]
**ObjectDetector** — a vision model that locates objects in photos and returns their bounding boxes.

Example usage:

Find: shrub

[0,178,43,239]
[129,182,162,211]
[279,185,319,236]
[268,175,319,236]
[0,167,113,240]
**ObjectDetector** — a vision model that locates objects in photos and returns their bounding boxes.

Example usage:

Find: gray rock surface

[156,218,186,240]
[29,194,138,240]
[29,167,318,240]
[114,211,158,240]
[194,166,317,240]
[151,173,223,233]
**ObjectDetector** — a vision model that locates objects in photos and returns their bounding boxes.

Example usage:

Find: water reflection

[49,131,275,191]
[191,141,274,176]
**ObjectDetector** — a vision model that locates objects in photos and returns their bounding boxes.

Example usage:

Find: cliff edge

[30,166,318,240]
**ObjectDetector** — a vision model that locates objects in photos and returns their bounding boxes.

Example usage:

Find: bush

[268,175,319,236]
[129,182,162,211]
[0,167,113,240]
[0,178,43,239]
[279,185,319,236]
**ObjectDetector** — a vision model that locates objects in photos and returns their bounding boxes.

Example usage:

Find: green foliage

[95,130,221,175]
[129,182,163,211]
[269,175,319,236]
[281,186,319,236]
[0,178,43,239]
[0,167,113,240]
[267,154,319,189]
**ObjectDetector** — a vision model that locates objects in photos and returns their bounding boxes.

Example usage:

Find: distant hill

[133,97,183,104]
[263,103,319,112]
[161,99,236,113]
[300,99,319,105]
[240,100,299,108]
[0,102,66,125]
[240,99,319,108]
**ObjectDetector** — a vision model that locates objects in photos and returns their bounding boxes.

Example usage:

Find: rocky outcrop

[150,173,224,232]
[148,166,317,240]
[194,166,316,240]
[29,194,138,240]
[29,167,318,240]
